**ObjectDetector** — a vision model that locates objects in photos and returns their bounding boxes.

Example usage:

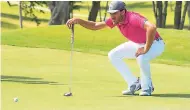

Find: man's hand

[66,18,80,29]
[135,47,146,57]
[66,18,107,30]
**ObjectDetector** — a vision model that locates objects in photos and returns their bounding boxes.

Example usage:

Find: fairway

[2,45,190,110]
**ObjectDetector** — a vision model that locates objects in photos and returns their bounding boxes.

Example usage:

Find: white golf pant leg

[136,40,165,90]
[108,41,138,86]
[108,40,165,90]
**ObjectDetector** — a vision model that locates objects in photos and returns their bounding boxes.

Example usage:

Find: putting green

[2,45,190,110]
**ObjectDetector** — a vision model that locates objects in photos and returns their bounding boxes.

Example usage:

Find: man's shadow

[109,93,190,99]
[1,75,65,85]
[152,93,190,99]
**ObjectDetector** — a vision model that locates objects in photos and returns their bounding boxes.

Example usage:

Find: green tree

[162,1,168,28]
[48,1,80,25]
[48,1,70,25]
[19,1,23,28]
[103,1,109,21]
[152,1,168,28]
[174,1,182,29]
[21,1,48,26]
[88,1,100,21]
[187,1,190,30]
[179,1,189,29]
[17,1,48,27]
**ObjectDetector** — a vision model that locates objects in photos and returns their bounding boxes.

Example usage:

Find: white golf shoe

[139,87,154,96]
[122,77,141,95]
[139,83,155,96]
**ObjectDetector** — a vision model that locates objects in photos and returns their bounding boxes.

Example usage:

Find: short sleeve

[129,13,147,29]
[105,18,115,28]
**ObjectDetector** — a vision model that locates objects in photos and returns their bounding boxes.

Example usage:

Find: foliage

[21,1,48,26]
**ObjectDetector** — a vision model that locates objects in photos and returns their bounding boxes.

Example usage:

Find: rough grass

[1,25,190,66]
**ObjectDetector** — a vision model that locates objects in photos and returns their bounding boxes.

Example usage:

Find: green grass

[2,45,190,110]
[2,25,190,66]
[2,2,190,110]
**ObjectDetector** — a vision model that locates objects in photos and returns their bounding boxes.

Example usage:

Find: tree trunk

[69,2,74,19]
[156,1,162,28]
[187,1,190,30]
[179,1,188,30]
[7,1,11,7]
[162,1,168,28]
[48,1,56,17]
[49,1,70,25]
[19,1,23,28]
[174,1,182,29]
[88,1,100,21]
[152,1,157,19]
[99,2,102,22]
[104,1,109,21]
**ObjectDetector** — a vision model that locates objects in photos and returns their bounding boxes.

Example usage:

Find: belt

[155,37,163,41]
[143,37,163,43]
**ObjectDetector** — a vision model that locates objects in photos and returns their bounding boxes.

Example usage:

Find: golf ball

[13,97,18,102]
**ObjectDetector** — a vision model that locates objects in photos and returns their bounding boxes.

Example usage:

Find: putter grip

[71,24,74,44]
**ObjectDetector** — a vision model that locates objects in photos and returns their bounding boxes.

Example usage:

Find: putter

[64,24,74,97]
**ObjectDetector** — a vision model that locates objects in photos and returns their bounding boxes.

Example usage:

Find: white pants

[108,40,165,90]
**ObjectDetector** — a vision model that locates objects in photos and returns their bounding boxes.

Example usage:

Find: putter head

[64,92,72,97]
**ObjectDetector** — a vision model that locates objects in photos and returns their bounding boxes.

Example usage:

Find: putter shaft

[69,24,74,93]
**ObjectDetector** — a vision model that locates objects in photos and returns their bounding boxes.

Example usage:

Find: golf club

[64,24,74,97]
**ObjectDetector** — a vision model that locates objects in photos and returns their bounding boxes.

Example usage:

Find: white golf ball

[13,97,18,102]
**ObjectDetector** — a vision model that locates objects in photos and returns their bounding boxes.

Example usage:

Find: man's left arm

[143,21,157,53]
[131,15,157,57]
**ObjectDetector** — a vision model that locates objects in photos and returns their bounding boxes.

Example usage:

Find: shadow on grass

[108,93,190,99]
[152,93,190,99]
[1,21,19,29]
[108,94,139,97]
[1,75,65,85]
[1,13,49,22]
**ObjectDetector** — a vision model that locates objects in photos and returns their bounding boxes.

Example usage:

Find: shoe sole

[122,84,141,95]
[139,93,151,96]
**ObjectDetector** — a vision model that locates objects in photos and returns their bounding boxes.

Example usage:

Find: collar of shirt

[118,11,129,26]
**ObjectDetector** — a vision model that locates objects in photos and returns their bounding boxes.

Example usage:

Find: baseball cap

[107,1,126,13]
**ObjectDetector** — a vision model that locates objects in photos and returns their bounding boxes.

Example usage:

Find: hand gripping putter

[64,24,74,97]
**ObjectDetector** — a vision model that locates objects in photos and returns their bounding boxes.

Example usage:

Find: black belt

[155,37,163,41]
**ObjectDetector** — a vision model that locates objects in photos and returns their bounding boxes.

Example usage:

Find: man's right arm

[66,18,107,30]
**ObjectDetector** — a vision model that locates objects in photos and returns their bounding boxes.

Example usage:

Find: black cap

[107,1,126,13]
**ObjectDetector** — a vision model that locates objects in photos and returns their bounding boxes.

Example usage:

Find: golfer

[66,1,165,96]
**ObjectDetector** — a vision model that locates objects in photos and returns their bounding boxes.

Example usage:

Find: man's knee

[108,50,120,61]
[137,55,149,66]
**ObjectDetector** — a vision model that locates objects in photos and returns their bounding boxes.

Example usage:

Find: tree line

[7,1,190,30]
[152,1,190,30]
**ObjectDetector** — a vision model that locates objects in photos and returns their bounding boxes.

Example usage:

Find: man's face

[110,10,123,25]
